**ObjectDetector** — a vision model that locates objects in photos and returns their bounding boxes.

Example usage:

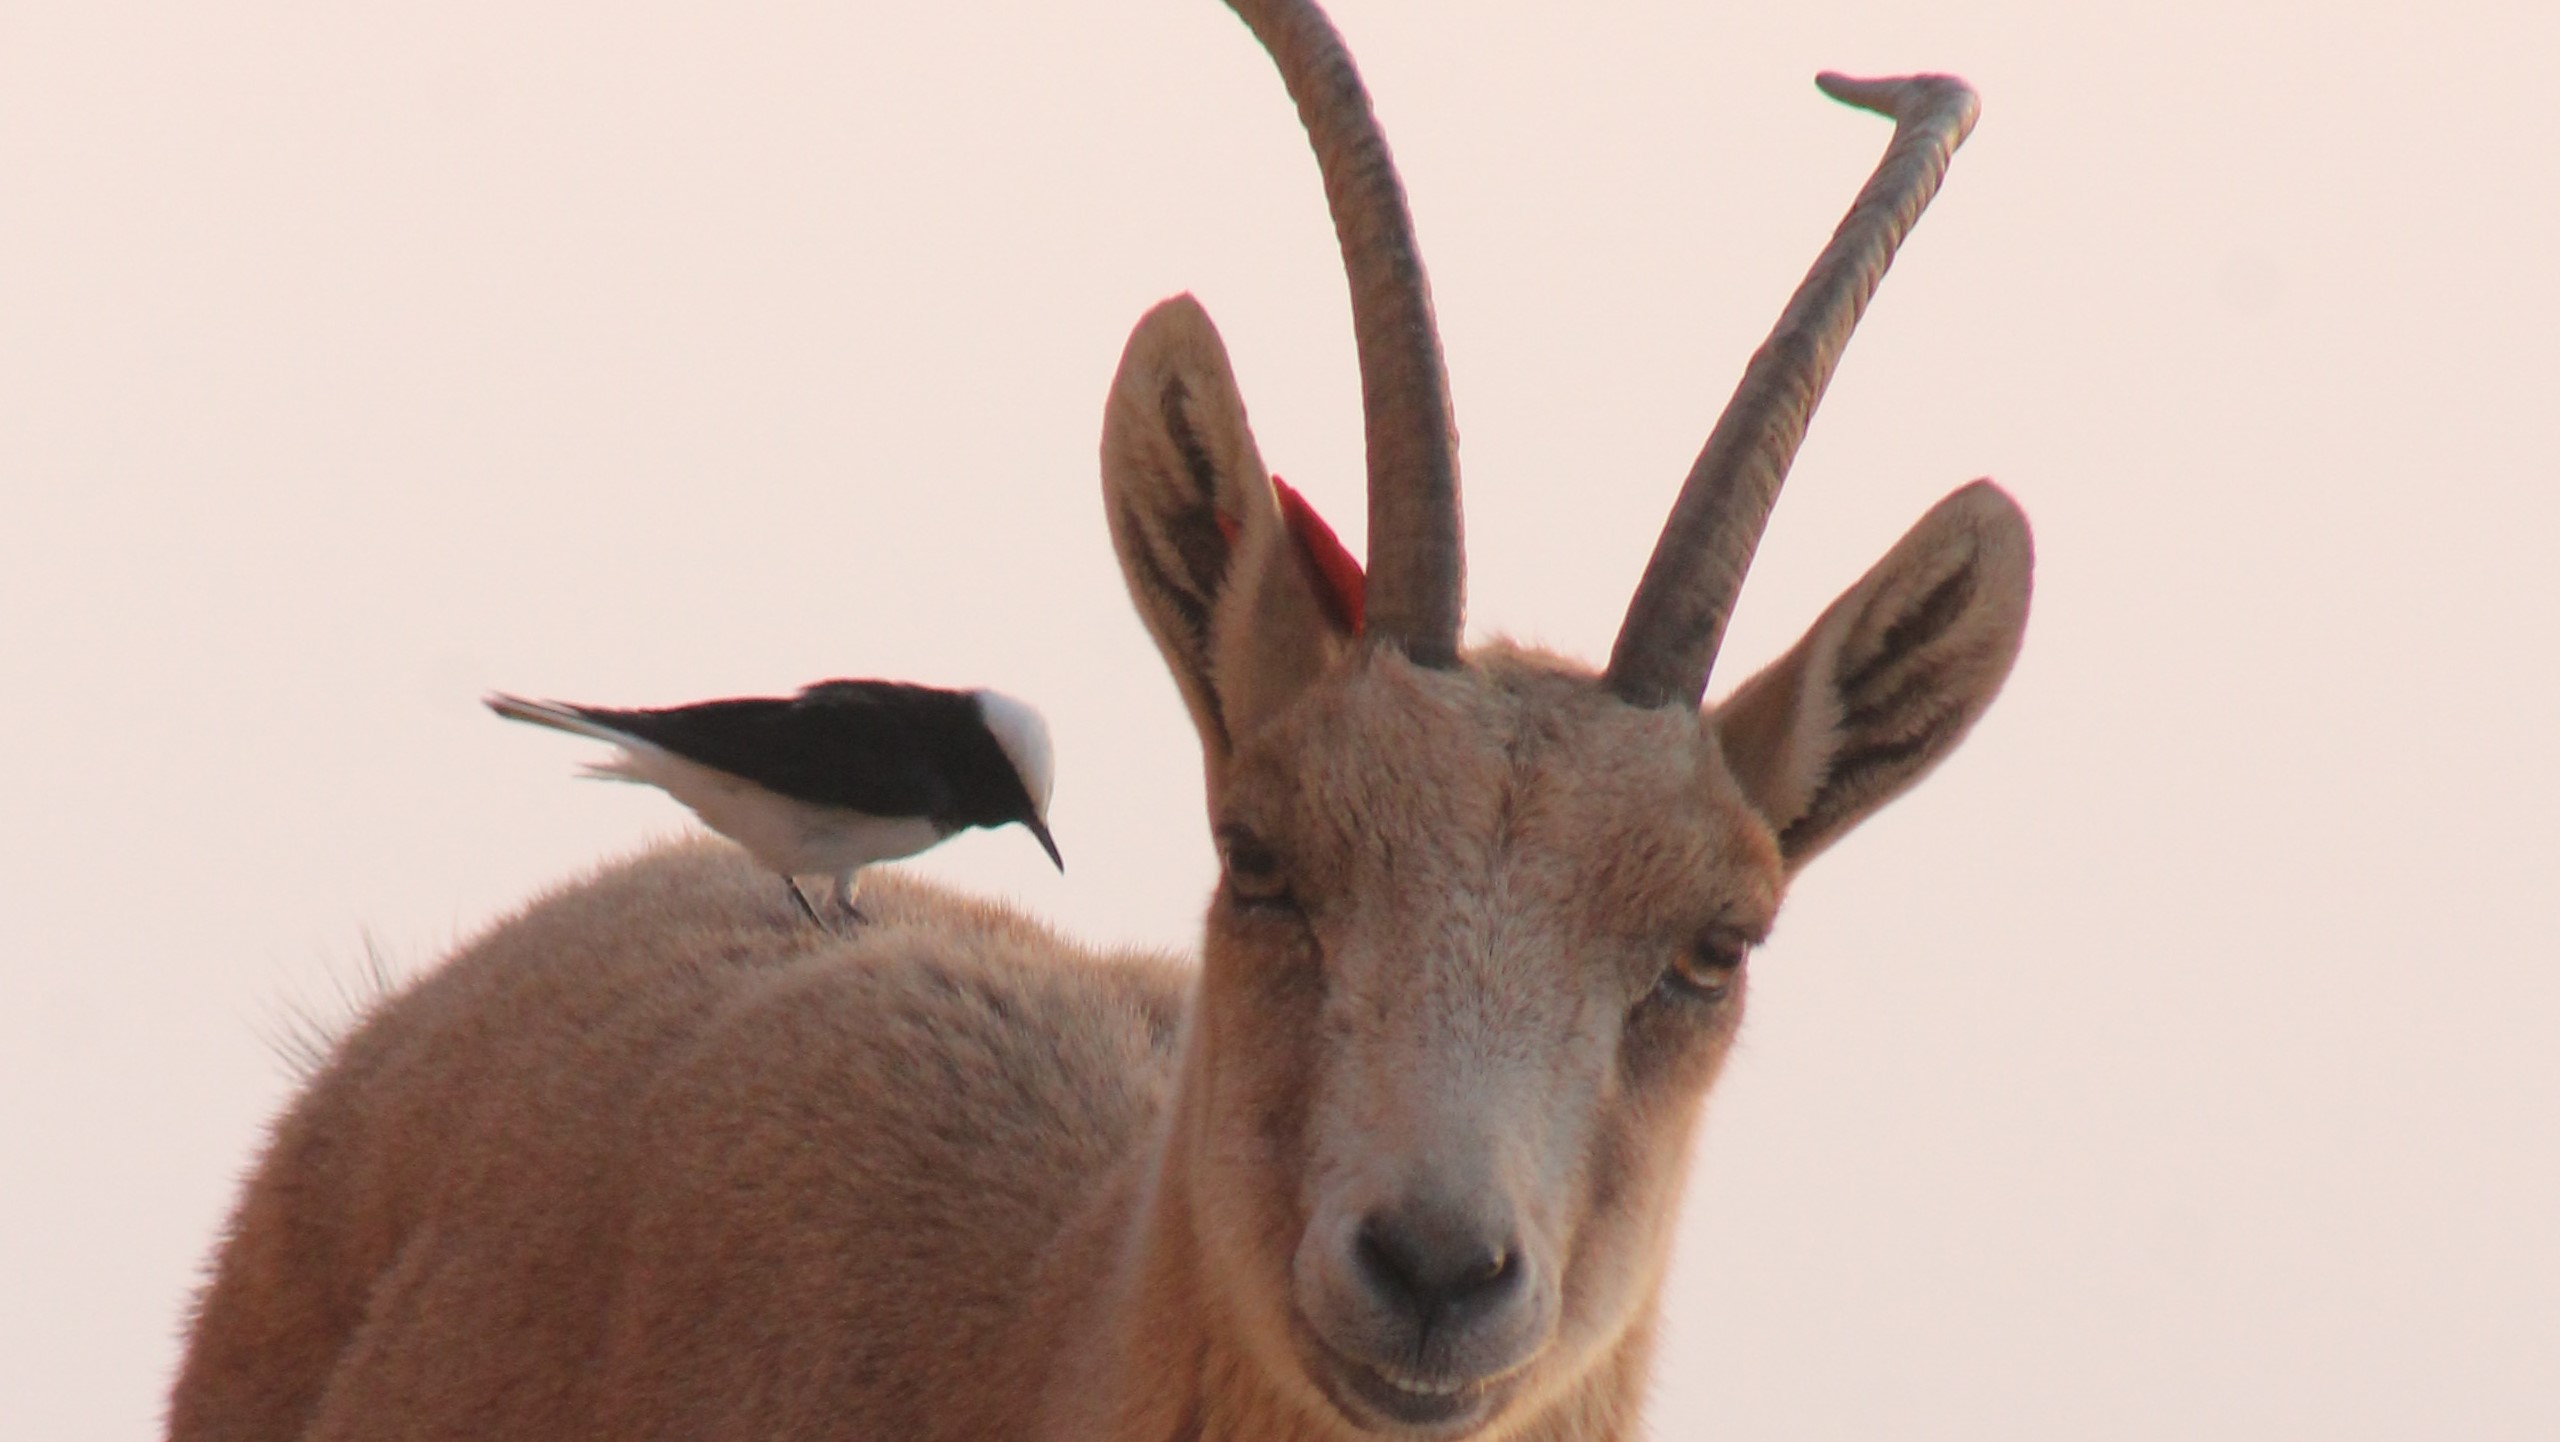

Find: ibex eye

[1214,825,1293,906]
[1663,929,1752,1001]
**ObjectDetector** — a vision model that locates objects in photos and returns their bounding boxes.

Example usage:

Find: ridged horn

[1223,0,1463,667]
[1605,73,1980,710]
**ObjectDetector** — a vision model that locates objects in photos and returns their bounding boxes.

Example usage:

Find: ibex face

[1101,4,2031,1436]
[1193,649,1779,1432]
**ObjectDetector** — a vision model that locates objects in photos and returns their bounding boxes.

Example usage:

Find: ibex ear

[1103,295,1355,786]
[1713,480,2033,871]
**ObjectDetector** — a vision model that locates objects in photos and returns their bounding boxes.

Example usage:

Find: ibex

[170,1,2030,1438]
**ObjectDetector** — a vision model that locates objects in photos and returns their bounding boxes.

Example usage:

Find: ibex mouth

[1298,1329,1527,1437]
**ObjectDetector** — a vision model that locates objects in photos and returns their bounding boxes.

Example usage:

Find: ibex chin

[169,2,2030,1438]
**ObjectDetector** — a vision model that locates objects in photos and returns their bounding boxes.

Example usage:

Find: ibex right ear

[1712,480,2033,872]
[1103,295,1354,786]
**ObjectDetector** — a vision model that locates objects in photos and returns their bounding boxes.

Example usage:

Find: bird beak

[1024,814,1064,872]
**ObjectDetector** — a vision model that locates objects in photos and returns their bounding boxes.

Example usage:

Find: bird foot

[786,877,871,936]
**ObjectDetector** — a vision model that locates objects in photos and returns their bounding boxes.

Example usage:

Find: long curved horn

[1605,74,1979,710]
[1224,0,1463,667]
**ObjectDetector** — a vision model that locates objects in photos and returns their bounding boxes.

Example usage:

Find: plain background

[5,0,2555,1436]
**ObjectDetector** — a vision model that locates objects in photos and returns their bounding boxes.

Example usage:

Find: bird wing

[573,681,969,819]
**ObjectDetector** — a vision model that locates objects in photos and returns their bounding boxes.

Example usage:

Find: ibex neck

[1025,1056,1307,1441]
[1028,1037,1657,1442]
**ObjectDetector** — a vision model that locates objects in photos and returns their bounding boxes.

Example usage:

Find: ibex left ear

[1712,480,2032,871]
[1102,295,1358,794]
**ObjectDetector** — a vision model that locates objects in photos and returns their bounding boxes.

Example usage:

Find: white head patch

[973,689,1055,816]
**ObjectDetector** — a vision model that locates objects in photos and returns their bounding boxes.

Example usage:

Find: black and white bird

[486,680,1061,929]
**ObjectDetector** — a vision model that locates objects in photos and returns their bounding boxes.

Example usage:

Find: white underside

[588,745,946,882]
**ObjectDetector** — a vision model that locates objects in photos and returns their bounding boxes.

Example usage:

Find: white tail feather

[483,693,638,748]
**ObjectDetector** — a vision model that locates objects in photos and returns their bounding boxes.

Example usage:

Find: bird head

[972,688,1063,870]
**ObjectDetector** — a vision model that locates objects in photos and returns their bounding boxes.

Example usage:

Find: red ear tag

[1272,476,1366,636]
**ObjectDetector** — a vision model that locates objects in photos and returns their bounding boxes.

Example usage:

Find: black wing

[577,680,983,819]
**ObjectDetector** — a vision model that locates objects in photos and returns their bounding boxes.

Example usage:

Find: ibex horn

[1606,73,1979,710]
[1224,0,1464,668]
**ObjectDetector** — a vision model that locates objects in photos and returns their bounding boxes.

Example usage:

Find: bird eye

[1214,825,1294,909]
[1661,927,1752,1002]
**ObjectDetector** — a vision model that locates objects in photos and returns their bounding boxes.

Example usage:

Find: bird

[486,679,1061,931]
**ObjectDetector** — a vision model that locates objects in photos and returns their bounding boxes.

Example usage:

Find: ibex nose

[1352,1206,1523,1329]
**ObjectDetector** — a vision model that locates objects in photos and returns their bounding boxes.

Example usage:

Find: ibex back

[169,3,2032,1439]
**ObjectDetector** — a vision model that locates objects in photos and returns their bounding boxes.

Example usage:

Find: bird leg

[785,878,828,931]
[834,871,871,928]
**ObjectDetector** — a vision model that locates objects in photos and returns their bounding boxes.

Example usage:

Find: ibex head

[1101,3,2029,1435]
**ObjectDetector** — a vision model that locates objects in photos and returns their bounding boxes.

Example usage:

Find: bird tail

[481,691,640,753]
[485,692,660,782]
[484,692,616,740]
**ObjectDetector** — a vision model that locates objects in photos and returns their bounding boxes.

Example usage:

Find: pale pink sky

[4,1,2555,1437]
